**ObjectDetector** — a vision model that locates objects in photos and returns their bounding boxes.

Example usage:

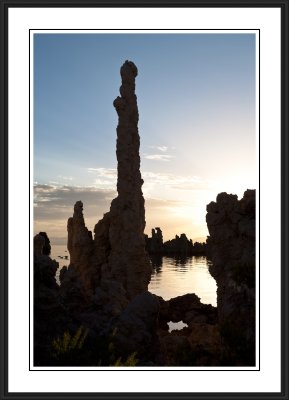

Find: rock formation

[145,227,163,253]
[157,293,219,366]
[62,61,151,301]
[39,231,51,255]
[145,229,207,256]
[206,189,256,365]
[33,234,75,366]
[35,61,256,367]
[107,61,151,298]
[34,233,45,256]
[109,292,160,361]
[157,293,217,332]
[65,201,98,297]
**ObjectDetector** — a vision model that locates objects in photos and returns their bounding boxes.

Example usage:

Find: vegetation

[51,326,138,367]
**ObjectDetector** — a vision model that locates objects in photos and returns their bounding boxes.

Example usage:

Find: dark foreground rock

[34,230,221,366]
[206,189,256,365]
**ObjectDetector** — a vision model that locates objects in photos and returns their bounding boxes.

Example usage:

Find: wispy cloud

[87,167,117,178]
[144,154,175,162]
[142,171,211,191]
[57,175,74,181]
[144,144,176,162]
[148,145,168,152]
[87,167,117,188]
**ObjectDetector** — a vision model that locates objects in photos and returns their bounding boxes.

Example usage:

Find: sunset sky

[33,32,257,245]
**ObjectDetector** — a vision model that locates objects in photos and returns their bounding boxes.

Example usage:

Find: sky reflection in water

[148,255,217,306]
[51,245,217,307]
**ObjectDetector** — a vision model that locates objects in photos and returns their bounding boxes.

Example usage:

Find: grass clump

[51,326,138,366]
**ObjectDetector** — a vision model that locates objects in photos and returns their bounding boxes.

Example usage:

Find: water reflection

[150,254,163,272]
[51,245,217,306]
[148,255,217,306]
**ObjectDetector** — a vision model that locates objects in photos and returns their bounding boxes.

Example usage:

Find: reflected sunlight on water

[148,255,217,306]
[51,245,217,307]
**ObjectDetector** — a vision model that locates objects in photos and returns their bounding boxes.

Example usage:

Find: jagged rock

[38,232,51,255]
[192,241,207,255]
[145,227,163,253]
[158,293,217,327]
[163,233,191,254]
[92,279,129,317]
[186,323,222,366]
[158,321,222,366]
[34,250,76,366]
[63,61,151,301]
[110,292,160,361]
[66,201,99,296]
[107,61,151,299]
[206,189,255,365]
[34,234,45,256]
[159,334,192,366]
[34,254,59,289]
[146,230,207,255]
[67,201,93,266]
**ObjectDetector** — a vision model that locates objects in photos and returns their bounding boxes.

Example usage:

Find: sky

[33,32,257,245]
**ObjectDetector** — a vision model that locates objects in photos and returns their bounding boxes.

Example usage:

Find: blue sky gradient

[34,33,256,243]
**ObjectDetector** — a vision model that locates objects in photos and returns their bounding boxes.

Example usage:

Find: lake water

[148,255,216,306]
[51,245,217,307]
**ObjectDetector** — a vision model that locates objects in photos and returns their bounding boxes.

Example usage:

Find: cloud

[144,144,176,161]
[57,175,74,181]
[148,145,168,152]
[87,167,117,178]
[33,182,210,244]
[142,171,211,191]
[87,167,117,188]
[34,184,116,221]
[143,154,175,162]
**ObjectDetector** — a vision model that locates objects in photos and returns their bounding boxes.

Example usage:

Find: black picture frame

[1,0,288,399]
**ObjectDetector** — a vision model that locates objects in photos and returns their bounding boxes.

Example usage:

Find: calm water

[50,244,70,283]
[51,245,217,307]
[148,255,217,306]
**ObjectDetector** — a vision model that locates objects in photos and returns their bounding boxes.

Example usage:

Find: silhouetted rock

[106,62,152,298]
[162,233,207,255]
[65,201,97,295]
[34,234,45,256]
[62,61,151,302]
[145,227,164,253]
[158,320,221,366]
[35,61,237,367]
[159,334,191,366]
[34,246,76,365]
[158,293,217,328]
[186,323,222,366]
[145,228,207,256]
[192,241,207,255]
[109,292,160,361]
[38,232,51,255]
[206,189,256,365]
